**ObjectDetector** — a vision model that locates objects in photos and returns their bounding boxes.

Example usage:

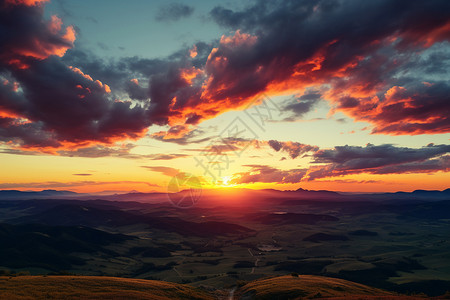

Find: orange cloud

[5,0,48,6]
[189,45,198,58]
[180,67,202,84]
[1,2,75,69]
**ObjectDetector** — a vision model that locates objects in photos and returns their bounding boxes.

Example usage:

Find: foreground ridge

[1,275,446,299]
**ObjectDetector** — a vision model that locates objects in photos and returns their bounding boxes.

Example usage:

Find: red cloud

[0,1,75,69]
[329,82,450,135]
[158,1,450,137]
[156,17,449,138]
[2,0,450,152]
[5,0,48,6]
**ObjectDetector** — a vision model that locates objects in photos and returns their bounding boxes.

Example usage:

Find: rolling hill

[236,275,431,299]
[0,223,133,270]
[0,276,213,300]
[0,274,441,299]
[9,203,254,237]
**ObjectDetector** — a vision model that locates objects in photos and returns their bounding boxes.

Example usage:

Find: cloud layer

[308,143,450,180]
[231,142,450,184]
[1,0,449,152]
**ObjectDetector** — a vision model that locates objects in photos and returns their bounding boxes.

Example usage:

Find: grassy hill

[1,274,444,299]
[236,275,432,299]
[0,276,213,300]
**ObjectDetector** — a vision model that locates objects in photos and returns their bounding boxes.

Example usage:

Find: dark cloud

[155,3,194,22]
[57,144,188,160]
[73,173,92,176]
[1,0,450,154]
[373,155,450,175]
[0,57,151,149]
[208,0,450,135]
[0,2,151,149]
[147,153,188,160]
[307,143,450,180]
[151,127,213,145]
[315,179,382,184]
[227,143,450,184]
[58,144,135,158]
[0,148,38,155]
[366,82,450,135]
[125,78,148,101]
[0,0,75,69]
[282,91,322,121]
[327,54,450,135]
[231,164,307,184]
[267,140,318,159]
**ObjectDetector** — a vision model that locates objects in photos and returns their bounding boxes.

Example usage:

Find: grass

[0,274,442,299]
[0,276,213,300]
[237,274,397,299]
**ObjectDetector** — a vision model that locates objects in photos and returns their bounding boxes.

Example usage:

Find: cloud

[231,164,307,184]
[151,127,213,145]
[5,0,49,6]
[326,61,450,135]
[281,91,322,121]
[57,144,136,158]
[58,144,188,160]
[73,173,92,176]
[0,0,74,69]
[0,1,151,151]
[0,180,159,189]
[147,153,188,160]
[228,143,450,183]
[155,3,194,22]
[267,140,318,159]
[125,78,148,101]
[207,0,450,135]
[1,0,450,154]
[307,143,450,180]
[314,179,383,184]
[141,166,180,177]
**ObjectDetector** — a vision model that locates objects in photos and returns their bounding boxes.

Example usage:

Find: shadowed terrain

[0,189,449,298]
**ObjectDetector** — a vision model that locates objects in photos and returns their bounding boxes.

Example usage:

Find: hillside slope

[0,275,443,299]
[0,276,213,300]
[236,275,431,299]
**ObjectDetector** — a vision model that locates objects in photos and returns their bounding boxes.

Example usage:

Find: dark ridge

[303,233,349,243]
[10,204,254,237]
[249,212,338,225]
[0,223,133,270]
[349,230,378,236]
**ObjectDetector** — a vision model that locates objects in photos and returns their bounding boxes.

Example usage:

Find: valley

[0,189,449,297]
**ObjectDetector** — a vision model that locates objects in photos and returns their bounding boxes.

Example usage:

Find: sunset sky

[0,0,449,193]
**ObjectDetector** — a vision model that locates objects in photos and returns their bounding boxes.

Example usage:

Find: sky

[0,0,449,194]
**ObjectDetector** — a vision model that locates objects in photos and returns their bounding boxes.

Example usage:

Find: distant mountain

[0,189,80,200]
[295,187,341,195]
[1,187,449,204]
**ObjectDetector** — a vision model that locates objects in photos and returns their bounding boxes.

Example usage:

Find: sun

[219,176,235,187]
